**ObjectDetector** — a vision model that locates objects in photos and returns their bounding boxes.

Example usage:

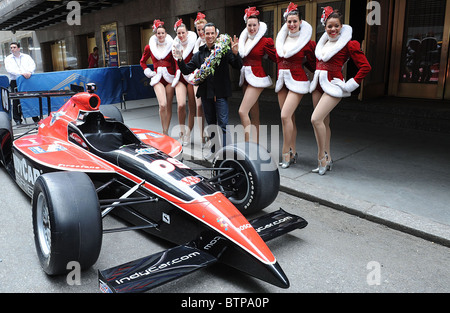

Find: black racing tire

[32,171,102,275]
[99,104,124,123]
[212,142,280,215]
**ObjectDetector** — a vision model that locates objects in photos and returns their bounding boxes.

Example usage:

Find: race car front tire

[213,142,280,215]
[32,171,102,275]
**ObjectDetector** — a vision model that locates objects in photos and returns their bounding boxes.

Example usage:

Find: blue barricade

[0,75,9,113]
[0,75,9,89]
[120,65,156,101]
[16,65,154,118]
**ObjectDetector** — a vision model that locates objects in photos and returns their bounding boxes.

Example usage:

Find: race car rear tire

[32,171,102,275]
[213,142,280,215]
[99,104,124,123]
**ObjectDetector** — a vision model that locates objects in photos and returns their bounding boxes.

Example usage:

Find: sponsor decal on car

[114,252,202,285]
[203,236,224,250]
[29,144,67,154]
[135,147,157,155]
[181,176,201,186]
[69,132,88,148]
[255,215,294,233]
[99,280,113,293]
[216,217,229,231]
[136,132,163,140]
[50,111,66,126]
[13,153,43,196]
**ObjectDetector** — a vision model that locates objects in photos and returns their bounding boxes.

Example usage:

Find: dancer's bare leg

[187,84,196,135]
[238,84,263,142]
[153,83,169,135]
[311,92,341,163]
[280,90,303,156]
[175,83,187,137]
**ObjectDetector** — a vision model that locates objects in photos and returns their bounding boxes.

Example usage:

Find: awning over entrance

[0,0,124,31]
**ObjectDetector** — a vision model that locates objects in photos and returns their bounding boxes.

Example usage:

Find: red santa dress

[310,25,371,98]
[275,20,316,94]
[140,34,175,87]
[238,22,277,88]
[172,30,197,87]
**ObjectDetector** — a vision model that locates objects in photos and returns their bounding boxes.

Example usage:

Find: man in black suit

[175,22,242,159]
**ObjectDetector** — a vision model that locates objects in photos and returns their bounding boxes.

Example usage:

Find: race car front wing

[98,209,307,293]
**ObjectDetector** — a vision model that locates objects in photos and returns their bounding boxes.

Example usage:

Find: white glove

[144,68,156,78]
[331,78,359,93]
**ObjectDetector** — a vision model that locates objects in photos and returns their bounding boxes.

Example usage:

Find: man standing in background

[4,42,36,125]
[88,47,99,68]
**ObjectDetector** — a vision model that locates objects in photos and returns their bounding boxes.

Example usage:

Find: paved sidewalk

[114,94,450,247]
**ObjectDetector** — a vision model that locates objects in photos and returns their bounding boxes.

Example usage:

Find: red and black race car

[0,84,307,293]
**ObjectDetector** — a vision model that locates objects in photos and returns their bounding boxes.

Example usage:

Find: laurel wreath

[191,34,231,86]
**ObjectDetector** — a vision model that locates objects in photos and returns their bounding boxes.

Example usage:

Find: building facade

[1,0,450,101]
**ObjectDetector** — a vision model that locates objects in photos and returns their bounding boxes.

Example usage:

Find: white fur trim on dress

[310,70,351,98]
[275,69,310,94]
[344,78,359,92]
[315,25,352,62]
[239,66,272,88]
[172,69,181,87]
[238,22,267,58]
[276,20,312,59]
[150,66,174,87]
[149,34,174,60]
[172,70,195,87]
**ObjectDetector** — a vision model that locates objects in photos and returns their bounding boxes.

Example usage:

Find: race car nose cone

[267,262,290,288]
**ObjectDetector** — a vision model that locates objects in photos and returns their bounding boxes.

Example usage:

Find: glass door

[51,40,68,71]
[389,0,450,99]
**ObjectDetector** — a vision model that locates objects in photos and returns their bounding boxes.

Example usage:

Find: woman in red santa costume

[140,19,175,135]
[276,3,316,169]
[238,7,276,143]
[310,7,371,175]
[172,18,197,146]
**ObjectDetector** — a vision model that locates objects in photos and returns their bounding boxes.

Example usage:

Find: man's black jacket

[178,43,242,100]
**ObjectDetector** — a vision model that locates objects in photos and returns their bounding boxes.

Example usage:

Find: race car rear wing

[0,85,82,122]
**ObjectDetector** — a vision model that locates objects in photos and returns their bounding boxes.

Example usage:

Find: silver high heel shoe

[280,152,292,169]
[317,155,328,175]
[312,153,333,174]
[280,150,298,169]
[291,151,298,164]
[182,133,191,146]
